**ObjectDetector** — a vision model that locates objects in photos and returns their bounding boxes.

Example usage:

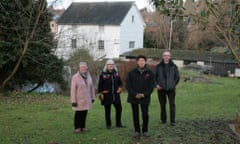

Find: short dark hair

[136,55,147,61]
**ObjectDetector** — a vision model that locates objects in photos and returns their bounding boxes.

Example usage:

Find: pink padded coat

[70,72,96,111]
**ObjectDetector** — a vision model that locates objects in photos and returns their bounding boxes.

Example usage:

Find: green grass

[0,71,240,144]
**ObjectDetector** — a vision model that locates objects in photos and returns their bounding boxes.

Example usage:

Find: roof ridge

[58,1,135,25]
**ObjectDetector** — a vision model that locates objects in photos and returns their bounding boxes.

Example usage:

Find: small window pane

[98,40,104,49]
[129,41,135,48]
[72,39,77,48]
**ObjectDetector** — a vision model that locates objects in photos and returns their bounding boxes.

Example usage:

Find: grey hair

[162,50,171,57]
[79,62,88,68]
[103,59,118,72]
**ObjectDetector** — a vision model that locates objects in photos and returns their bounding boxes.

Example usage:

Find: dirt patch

[149,119,240,144]
[183,76,222,84]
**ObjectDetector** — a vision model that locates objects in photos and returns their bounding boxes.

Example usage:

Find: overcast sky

[47,0,151,10]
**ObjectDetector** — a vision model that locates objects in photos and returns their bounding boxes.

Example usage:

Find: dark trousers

[74,110,88,129]
[104,103,122,127]
[131,104,149,133]
[158,90,176,123]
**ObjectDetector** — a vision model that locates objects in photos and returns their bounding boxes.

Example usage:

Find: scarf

[79,72,88,85]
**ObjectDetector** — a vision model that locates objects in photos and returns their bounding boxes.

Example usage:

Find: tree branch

[0,1,47,89]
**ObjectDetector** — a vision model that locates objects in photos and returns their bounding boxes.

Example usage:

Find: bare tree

[153,0,240,65]
[154,13,170,49]
[142,10,170,49]
[188,0,240,64]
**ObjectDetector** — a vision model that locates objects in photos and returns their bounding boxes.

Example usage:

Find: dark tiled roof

[58,2,134,25]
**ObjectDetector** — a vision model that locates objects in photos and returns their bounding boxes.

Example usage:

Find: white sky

[47,0,152,10]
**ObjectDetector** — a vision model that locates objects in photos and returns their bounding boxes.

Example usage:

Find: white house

[55,1,145,60]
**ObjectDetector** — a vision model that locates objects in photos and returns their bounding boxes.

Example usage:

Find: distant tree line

[145,0,240,65]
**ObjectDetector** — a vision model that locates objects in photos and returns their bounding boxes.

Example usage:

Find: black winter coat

[126,67,154,104]
[98,70,123,105]
[155,60,180,91]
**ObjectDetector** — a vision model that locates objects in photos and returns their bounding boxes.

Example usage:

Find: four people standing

[155,51,180,126]
[98,59,125,129]
[126,55,155,137]
[70,62,96,133]
[70,51,179,136]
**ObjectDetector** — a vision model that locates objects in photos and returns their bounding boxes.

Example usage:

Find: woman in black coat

[98,59,125,129]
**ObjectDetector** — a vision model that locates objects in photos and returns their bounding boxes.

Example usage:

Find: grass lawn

[0,70,240,144]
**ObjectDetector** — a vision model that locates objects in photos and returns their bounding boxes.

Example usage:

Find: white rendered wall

[120,4,145,54]
[55,25,120,60]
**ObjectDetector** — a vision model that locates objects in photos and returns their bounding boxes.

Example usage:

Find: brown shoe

[81,128,88,132]
[74,128,81,133]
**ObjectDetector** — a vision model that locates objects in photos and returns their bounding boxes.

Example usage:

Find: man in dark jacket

[126,55,154,137]
[155,51,180,126]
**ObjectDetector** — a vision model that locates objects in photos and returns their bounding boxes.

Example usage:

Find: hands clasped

[135,93,144,99]
[156,85,162,90]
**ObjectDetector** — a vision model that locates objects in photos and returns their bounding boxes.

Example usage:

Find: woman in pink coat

[71,62,96,133]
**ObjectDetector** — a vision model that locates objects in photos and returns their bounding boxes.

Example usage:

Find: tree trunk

[0,1,45,89]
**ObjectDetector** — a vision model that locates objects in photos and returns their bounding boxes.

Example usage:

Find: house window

[98,40,104,49]
[72,39,77,49]
[99,25,104,32]
[132,15,134,23]
[129,41,135,48]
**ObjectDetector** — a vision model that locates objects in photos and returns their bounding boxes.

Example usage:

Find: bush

[64,49,104,94]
